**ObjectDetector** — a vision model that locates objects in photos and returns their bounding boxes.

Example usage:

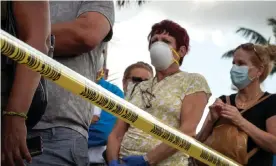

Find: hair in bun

[254,44,276,82]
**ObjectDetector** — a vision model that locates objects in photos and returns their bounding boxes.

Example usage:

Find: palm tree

[222,18,276,75]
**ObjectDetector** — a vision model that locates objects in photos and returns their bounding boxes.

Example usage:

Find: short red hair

[147,20,190,65]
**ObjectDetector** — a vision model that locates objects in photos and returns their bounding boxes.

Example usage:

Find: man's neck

[156,65,180,82]
[238,81,263,101]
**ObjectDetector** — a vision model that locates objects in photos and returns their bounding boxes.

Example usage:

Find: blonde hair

[253,44,276,82]
[123,62,153,80]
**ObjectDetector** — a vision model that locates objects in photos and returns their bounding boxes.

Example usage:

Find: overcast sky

[107,0,276,131]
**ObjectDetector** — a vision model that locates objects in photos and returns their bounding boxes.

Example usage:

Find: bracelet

[2,111,28,120]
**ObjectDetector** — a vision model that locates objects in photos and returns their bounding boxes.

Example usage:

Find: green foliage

[222,17,276,75]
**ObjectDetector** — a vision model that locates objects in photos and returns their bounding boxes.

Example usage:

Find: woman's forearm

[106,134,123,163]
[146,143,179,165]
[106,120,129,163]
[146,121,214,166]
[196,115,215,142]
[239,119,276,154]
[146,93,210,165]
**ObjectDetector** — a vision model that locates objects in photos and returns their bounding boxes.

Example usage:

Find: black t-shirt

[219,92,276,166]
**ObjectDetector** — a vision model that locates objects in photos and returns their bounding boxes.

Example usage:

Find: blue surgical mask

[230,64,253,90]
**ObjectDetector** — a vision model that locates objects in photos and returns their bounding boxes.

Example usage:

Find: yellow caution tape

[0,30,240,166]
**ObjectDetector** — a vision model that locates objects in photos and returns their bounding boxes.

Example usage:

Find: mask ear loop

[248,75,256,81]
[249,62,265,81]
[171,48,180,66]
[253,64,264,81]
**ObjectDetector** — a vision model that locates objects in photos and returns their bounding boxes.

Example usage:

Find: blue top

[88,78,124,148]
[273,155,276,166]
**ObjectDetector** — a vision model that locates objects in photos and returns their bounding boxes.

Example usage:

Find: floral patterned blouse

[119,71,211,166]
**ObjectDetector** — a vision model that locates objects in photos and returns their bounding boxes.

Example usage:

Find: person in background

[98,61,154,165]
[27,1,115,166]
[197,43,276,166]
[88,44,124,166]
[1,2,51,166]
[273,155,276,166]
[107,19,211,166]
[122,61,154,94]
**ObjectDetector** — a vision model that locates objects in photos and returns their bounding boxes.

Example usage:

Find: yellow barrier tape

[0,30,240,166]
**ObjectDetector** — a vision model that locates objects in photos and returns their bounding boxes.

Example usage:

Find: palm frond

[268,37,271,44]
[270,66,276,75]
[267,18,276,39]
[108,72,120,77]
[236,28,268,44]
[116,0,146,8]
[222,49,235,58]
[267,18,276,26]
[108,77,120,82]
[222,18,276,79]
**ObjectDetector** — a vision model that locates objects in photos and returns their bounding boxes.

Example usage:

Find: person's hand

[220,104,246,127]
[109,160,126,166]
[209,98,224,122]
[122,155,149,166]
[1,116,32,166]
[91,115,100,124]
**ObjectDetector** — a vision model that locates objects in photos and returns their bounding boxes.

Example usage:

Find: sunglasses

[129,76,148,83]
[236,43,262,62]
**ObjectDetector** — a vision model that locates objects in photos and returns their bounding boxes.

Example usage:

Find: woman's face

[123,68,152,93]
[233,48,262,81]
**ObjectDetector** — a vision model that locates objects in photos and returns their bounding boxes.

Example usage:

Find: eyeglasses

[128,76,148,83]
[140,88,155,108]
[236,43,262,62]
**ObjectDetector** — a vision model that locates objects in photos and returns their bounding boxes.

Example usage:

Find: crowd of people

[1,1,276,166]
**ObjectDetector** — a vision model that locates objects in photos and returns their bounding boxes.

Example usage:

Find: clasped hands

[209,98,246,127]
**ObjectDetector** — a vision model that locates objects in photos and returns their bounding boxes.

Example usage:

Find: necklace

[235,91,264,109]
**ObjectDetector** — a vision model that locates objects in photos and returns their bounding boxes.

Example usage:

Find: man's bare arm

[6,1,51,114]
[2,2,51,166]
[52,1,113,56]
[52,13,110,56]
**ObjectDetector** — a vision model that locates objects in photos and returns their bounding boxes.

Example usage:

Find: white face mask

[149,41,180,71]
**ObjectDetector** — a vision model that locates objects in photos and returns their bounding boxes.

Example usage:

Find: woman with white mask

[107,20,211,166]
[196,43,276,166]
